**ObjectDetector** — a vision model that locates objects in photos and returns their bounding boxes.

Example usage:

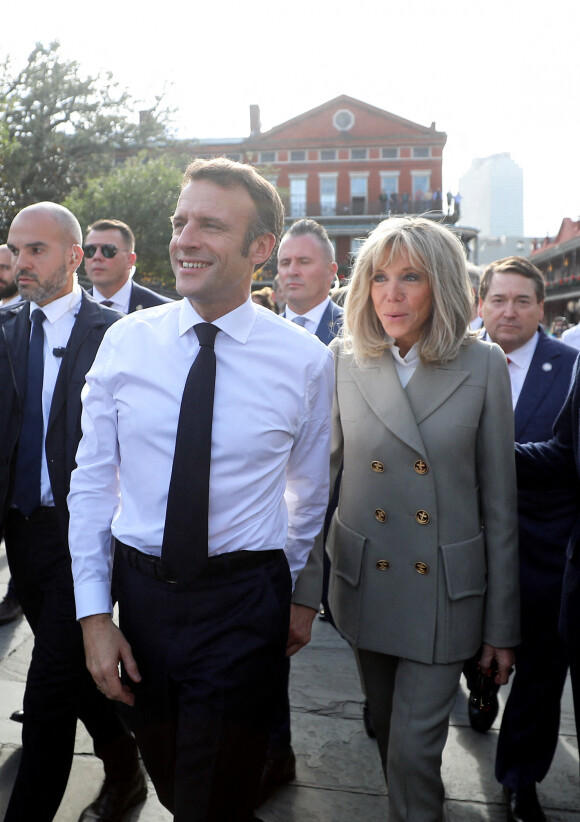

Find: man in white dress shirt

[0,244,20,307]
[0,245,23,627]
[257,218,342,803]
[68,158,334,822]
[0,245,24,627]
[1,203,143,822]
[478,256,578,822]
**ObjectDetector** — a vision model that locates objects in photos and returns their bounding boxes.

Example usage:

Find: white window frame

[349,172,369,215]
[318,173,338,216]
[289,174,308,217]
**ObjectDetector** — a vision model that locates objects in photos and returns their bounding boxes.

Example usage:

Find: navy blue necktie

[161,323,219,582]
[13,308,47,516]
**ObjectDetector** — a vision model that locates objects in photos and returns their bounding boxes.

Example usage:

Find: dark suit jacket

[290,299,343,608]
[313,300,343,345]
[283,300,343,346]
[0,291,120,543]
[128,281,173,312]
[89,280,172,313]
[512,330,579,605]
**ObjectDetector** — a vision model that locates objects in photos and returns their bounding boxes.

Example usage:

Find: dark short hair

[281,219,335,262]
[182,157,284,262]
[480,256,545,303]
[86,219,135,252]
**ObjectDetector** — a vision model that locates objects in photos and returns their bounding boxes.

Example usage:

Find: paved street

[0,543,577,821]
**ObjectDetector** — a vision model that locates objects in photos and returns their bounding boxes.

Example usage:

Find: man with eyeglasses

[84,218,172,313]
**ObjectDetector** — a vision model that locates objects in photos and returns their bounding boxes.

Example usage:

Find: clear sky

[3,0,578,238]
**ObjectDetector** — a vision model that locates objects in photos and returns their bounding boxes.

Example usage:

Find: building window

[225,153,241,162]
[412,147,430,158]
[320,149,337,161]
[350,174,368,215]
[382,147,399,159]
[379,172,400,210]
[289,176,307,217]
[350,148,368,160]
[319,174,338,216]
[259,151,276,163]
[411,171,432,208]
[290,150,306,162]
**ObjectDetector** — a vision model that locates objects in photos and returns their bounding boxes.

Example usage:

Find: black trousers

[114,544,291,822]
[560,550,580,741]
[496,582,569,788]
[4,509,138,822]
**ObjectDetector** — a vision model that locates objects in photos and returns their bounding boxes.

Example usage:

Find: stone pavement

[0,543,578,821]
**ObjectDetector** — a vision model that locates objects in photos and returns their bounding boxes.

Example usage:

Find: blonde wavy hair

[343,217,473,364]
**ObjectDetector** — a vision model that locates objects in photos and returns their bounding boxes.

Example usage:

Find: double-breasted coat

[326,336,520,665]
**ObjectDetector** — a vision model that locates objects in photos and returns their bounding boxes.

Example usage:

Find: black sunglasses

[83,244,128,259]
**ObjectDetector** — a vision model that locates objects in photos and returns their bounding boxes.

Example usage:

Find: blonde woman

[326,217,519,821]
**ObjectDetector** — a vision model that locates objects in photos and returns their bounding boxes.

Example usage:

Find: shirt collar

[28,283,82,325]
[92,277,132,309]
[506,330,540,369]
[0,294,22,307]
[390,342,420,368]
[178,296,257,344]
[285,296,330,327]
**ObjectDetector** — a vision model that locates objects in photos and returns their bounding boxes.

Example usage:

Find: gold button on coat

[376,560,390,571]
[415,510,430,525]
[374,509,387,522]
[415,562,429,575]
[371,460,384,473]
[414,460,428,475]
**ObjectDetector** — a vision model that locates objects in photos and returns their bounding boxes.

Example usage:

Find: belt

[117,540,282,585]
[10,506,58,524]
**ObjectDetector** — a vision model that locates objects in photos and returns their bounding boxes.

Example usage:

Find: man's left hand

[479,643,515,685]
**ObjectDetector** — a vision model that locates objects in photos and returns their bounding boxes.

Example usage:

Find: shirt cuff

[74,582,114,620]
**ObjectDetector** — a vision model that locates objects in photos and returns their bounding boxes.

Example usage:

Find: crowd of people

[0,155,578,822]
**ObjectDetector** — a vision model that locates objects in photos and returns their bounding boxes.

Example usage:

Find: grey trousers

[357,649,463,822]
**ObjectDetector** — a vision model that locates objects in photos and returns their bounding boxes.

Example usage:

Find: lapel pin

[542,362,552,371]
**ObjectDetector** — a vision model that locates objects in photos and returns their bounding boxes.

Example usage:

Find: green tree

[0,41,173,237]
[64,153,187,287]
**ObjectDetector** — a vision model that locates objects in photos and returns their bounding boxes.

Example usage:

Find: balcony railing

[285,197,446,219]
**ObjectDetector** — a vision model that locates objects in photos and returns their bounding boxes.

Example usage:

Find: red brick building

[530,218,580,324]
[193,95,474,270]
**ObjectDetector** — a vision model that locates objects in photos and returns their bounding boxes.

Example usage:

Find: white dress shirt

[25,285,83,505]
[562,323,580,350]
[481,328,539,409]
[505,332,539,409]
[285,296,331,335]
[91,278,133,314]
[68,297,334,618]
[1,294,22,308]
[390,343,420,388]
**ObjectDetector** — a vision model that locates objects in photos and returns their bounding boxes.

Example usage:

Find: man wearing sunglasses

[84,218,172,313]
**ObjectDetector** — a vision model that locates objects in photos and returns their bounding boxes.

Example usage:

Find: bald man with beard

[1,203,145,822]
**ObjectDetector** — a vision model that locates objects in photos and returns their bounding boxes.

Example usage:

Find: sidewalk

[0,543,577,821]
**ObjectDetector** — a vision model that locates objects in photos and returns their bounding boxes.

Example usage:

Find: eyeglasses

[83,244,129,259]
